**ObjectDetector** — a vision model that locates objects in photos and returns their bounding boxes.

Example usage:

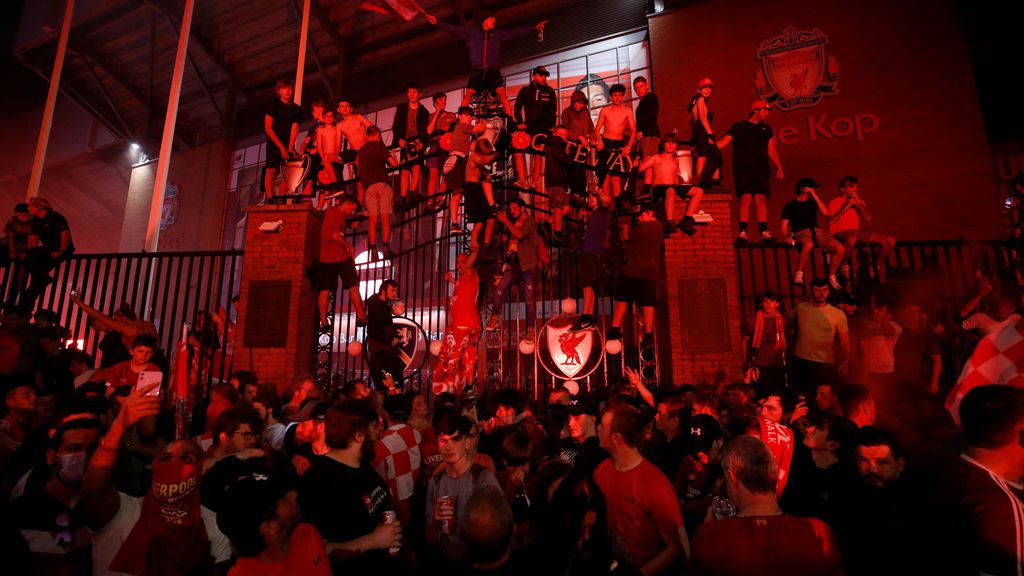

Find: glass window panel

[628,42,649,71]
[506,71,530,101]
[376,106,396,132]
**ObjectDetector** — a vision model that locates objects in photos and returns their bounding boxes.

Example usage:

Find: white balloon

[564,380,579,395]
[391,300,406,316]
[429,340,443,356]
[605,339,622,355]
[561,298,577,315]
[347,341,363,356]
[518,338,536,355]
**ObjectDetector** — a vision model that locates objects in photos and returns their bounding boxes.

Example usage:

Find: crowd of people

[2,9,1024,576]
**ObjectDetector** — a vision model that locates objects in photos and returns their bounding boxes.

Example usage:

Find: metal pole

[26,0,76,201]
[293,0,311,105]
[145,0,195,252]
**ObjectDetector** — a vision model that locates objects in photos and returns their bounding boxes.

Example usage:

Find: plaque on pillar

[244,279,292,348]
[678,277,731,352]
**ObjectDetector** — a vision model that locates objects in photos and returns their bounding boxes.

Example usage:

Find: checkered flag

[946,320,1024,424]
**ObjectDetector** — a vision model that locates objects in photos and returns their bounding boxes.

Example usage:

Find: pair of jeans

[493,263,538,328]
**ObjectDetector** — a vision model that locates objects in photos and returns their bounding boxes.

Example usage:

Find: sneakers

[606,326,623,341]
[761,231,776,242]
[793,270,804,285]
[370,250,380,262]
[829,274,841,290]
[680,215,697,237]
[485,314,501,332]
[568,314,596,333]
[736,231,750,244]
[450,224,465,234]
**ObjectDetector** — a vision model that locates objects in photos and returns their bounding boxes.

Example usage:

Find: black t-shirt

[365,294,395,349]
[357,140,390,187]
[622,220,664,281]
[635,93,660,137]
[893,326,941,383]
[266,100,302,149]
[31,211,75,254]
[781,198,819,233]
[726,121,774,176]
[298,455,393,573]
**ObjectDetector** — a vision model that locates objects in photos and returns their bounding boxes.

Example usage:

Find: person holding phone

[87,334,162,391]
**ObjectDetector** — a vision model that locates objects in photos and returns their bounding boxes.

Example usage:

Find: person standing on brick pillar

[717,100,784,243]
[264,79,302,203]
[688,78,722,188]
[606,202,664,348]
[366,279,405,392]
[317,195,366,329]
[789,278,850,399]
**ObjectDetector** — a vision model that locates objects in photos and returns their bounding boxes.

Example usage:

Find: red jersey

[689,514,843,576]
[593,457,683,570]
[449,270,481,329]
[228,523,330,576]
[319,206,350,264]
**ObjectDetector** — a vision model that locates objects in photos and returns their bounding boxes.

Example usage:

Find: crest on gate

[539,315,604,380]
[393,317,428,377]
[754,27,839,111]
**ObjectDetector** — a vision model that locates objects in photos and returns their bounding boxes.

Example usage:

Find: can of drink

[382,510,399,557]
[438,495,456,535]
[712,496,737,519]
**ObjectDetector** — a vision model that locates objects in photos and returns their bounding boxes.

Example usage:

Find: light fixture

[130,142,140,151]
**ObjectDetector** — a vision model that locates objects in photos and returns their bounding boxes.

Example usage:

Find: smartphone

[135,371,163,397]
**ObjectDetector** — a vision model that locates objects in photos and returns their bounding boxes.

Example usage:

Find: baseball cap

[532,66,550,77]
[750,100,772,112]
[687,414,724,455]
[697,78,714,89]
[216,467,296,547]
[796,177,824,190]
[291,398,329,423]
[568,395,598,417]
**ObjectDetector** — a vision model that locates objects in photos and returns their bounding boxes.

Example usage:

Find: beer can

[438,495,456,535]
[382,510,399,557]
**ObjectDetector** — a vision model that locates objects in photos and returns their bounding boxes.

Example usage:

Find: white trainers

[793,271,804,285]
[829,274,841,289]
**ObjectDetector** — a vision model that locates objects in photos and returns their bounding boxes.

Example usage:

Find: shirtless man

[315,109,343,186]
[637,133,703,236]
[427,93,457,205]
[337,100,373,202]
[594,84,636,198]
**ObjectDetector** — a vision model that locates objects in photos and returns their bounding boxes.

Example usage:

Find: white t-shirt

[265,422,291,451]
[91,492,231,576]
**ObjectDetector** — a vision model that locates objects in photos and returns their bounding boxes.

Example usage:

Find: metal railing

[1,250,243,383]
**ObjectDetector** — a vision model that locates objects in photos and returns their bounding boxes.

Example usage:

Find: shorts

[467,68,505,93]
[578,252,604,287]
[443,155,467,190]
[651,184,690,202]
[597,138,628,181]
[548,186,569,210]
[734,171,771,198]
[317,259,359,292]
[265,142,285,169]
[640,135,660,157]
[692,124,714,158]
[365,182,394,216]
[339,149,358,164]
[793,228,842,254]
[834,229,891,246]
[614,275,658,307]
[426,142,444,170]
[463,181,492,224]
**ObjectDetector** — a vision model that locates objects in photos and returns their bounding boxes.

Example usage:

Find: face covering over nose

[56,451,88,487]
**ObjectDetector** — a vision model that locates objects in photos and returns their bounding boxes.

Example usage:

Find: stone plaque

[244,280,292,348]
[678,277,731,352]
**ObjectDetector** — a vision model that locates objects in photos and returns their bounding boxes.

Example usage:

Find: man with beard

[217,466,330,576]
[83,382,232,575]
[298,400,401,574]
[8,416,104,575]
[790,278,850,399]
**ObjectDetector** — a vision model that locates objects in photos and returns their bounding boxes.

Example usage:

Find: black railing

[735,239,1022,385]
[1,250,244,383]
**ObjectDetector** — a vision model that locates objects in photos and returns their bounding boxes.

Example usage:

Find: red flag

[359,0,422,21]
[172,331,194,440]
[946,320,1024,424]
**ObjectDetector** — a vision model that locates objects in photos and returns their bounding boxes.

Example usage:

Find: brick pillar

[233,205,322,394]
[662,191,745,386]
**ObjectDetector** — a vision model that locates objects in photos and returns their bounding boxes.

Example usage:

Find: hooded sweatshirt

[562,90,595,144]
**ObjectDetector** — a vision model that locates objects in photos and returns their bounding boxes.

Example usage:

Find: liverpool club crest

[754,27,839,111]
[538,315,604,380]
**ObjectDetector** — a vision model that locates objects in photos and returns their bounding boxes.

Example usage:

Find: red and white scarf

[752,311,787,351]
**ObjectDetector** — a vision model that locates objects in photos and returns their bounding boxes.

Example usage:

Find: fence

[1,250,244,383]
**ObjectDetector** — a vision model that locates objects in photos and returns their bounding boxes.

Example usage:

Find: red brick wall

[232,205,322,394]
[663,192,744,385]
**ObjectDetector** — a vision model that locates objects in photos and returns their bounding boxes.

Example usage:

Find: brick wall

[662,191,744,386]
[232,205,322,394]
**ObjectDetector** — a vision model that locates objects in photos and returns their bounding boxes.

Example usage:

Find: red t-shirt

[593,457,683,569]
[319,206,350,264]
[228,523,331,576]
[827,196,859,234]
[689,514,843,576]
[449,270,481,329]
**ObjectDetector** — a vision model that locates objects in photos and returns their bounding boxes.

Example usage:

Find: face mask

[57,451,89,487]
